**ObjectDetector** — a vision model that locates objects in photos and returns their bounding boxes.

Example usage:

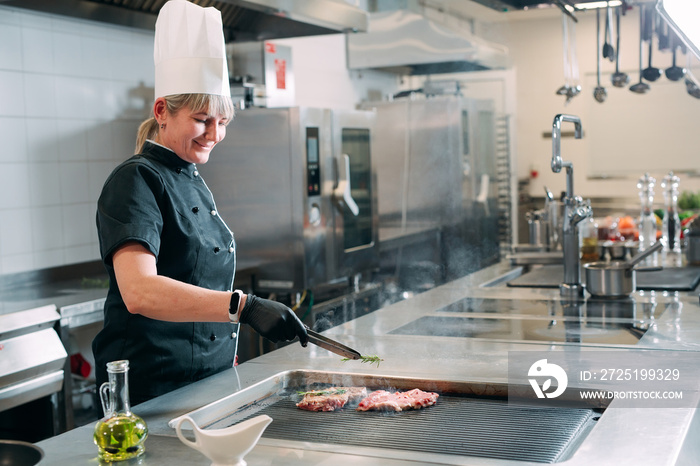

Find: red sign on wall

[265,42,276,54]
[275,59,286,89]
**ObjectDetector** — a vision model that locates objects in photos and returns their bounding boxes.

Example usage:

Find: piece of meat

[339,386,369,403]
[296,392,347,412]
[356,388,439,412]
[296,386,368,412]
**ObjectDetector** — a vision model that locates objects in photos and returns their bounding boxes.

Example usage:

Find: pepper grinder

[637,173,658,266]
[661,171,682,265]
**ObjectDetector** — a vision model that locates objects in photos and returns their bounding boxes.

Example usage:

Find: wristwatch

[229,290,244,323]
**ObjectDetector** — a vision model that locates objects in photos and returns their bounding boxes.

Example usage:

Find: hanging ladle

[594,8,607,103]
[641,5,662,82]
[630,5,650,94]
[684,53,700,98]
[556,13,570,96]
[657,16,670,51]
[602,2,615,62]
[567,15,581,100]
[686,78,700,99]
[665,32,687,81]
[611,6,629,87]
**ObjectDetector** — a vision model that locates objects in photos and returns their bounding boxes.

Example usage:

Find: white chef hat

[154,0,231,98]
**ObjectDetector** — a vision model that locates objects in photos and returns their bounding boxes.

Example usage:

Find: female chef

[92,0,307,404]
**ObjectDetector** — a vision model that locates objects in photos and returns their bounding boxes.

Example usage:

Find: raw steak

[356,388,439,412]
[296,386,368,412]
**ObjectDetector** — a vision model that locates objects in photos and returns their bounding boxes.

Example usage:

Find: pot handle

[634,266,663,272]
[625,241,663,268]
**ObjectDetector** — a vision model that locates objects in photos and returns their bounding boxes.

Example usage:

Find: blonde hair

[135,94,235,154]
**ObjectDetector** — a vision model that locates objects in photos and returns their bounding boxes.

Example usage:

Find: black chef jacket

[92,141,238,405]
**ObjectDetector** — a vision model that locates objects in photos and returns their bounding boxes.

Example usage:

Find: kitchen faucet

[551,114,592,299]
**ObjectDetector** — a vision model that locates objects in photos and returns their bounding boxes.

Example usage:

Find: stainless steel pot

[686,234,700,265]
[546,200,565,251]
[600,240,626,261]
[585,261,635,298]
[526,209,549,248]
[584,241,663,298]
[0,440,43,466]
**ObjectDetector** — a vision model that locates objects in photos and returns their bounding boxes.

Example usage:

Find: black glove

[240,294,308,346]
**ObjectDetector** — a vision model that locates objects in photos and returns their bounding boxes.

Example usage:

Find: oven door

[459,98,500,271]
[329,109,379,280]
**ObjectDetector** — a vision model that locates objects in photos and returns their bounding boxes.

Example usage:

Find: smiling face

[153,96,232,164]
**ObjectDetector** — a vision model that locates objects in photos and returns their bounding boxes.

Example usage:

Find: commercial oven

[200,107,379,294]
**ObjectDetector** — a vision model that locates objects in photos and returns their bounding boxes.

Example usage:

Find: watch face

[230,292,240,317]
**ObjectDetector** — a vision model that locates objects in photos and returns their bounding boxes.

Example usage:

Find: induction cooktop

[389,298,667,346]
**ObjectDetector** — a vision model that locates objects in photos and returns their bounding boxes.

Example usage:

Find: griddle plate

[237,394,597,464]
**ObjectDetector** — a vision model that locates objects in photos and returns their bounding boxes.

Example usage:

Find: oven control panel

[306,127,320,196]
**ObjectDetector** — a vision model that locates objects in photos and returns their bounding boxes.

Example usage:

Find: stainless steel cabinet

[362,95,500,282]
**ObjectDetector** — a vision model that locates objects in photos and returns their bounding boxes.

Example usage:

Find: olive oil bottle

[94,360,148,461]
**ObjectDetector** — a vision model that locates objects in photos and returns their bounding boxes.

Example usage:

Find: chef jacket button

[193,170,199,177]
[231,332,237,339]
[228,247,234,253]
[214,247,220,253]
[210,334,216,341]
[210,210,217,216]
[192,206,199,213]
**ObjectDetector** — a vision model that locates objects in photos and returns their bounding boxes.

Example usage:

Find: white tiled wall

[0,6,154,275]
[0,5,398,277]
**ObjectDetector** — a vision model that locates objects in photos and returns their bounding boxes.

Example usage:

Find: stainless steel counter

[35,261,700,465]
[0,272,109,437]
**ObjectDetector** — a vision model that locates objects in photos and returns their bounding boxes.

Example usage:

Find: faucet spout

[550,114,589,299]
[570,198,592,227]
[551,114,582,177]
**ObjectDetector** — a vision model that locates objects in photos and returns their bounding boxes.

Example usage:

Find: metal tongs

[305,326,361,360]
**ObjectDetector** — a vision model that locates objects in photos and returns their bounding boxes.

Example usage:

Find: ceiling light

[657,0,700,60]
[572,1,622,10]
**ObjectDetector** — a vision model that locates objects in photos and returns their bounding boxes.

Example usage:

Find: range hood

[468,0,615,12]
[347,10,509,75]
[0,0,368,41]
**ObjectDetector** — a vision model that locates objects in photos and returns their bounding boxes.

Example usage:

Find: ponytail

[135,117,159,154]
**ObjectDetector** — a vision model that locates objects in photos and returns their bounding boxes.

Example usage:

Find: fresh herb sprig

[296,388,347,397]
[342,355,384,367]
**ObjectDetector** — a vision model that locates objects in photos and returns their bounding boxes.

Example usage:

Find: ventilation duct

[0,0,368,41]
[346,10,510,75]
